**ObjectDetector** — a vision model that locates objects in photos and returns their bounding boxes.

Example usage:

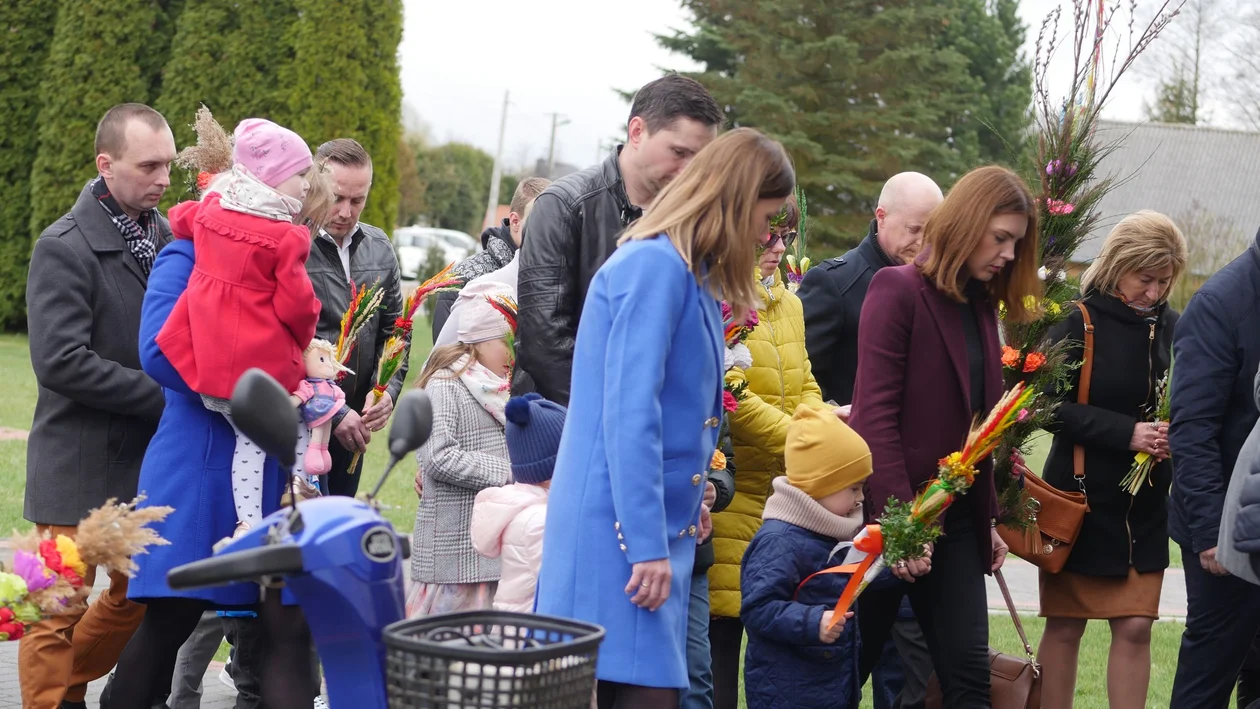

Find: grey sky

[399,0,1181,173]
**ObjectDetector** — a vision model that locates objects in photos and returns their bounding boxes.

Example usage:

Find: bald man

[798,172,943,406]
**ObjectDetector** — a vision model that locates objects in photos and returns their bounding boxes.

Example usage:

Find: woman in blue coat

[535,128,796,707]
[103,238,316,709]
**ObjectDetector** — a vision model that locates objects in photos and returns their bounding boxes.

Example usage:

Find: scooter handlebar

[167,544,304,590]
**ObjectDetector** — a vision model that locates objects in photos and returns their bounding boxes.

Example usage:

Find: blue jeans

[682,571,714,709]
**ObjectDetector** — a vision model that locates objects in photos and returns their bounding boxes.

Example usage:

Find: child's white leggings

[224,414,265,527]
[223,415,315,528]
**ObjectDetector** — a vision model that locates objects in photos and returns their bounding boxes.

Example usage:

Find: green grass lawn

[732,613,1197,708]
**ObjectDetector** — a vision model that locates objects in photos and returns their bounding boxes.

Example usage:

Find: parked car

[393,227,478,279]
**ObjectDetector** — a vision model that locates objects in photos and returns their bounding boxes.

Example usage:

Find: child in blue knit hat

[470,393,567,613]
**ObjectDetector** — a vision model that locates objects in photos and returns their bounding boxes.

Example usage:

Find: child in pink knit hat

[157,117,331,547]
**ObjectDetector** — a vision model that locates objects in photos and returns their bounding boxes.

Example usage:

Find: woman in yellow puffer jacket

[708,199,827,709]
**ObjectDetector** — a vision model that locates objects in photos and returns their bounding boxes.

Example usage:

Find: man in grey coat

[20,103,175,709]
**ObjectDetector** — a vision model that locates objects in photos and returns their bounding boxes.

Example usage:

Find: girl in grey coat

[406,297,515,617]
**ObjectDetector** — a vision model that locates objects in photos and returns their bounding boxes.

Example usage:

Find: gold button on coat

[691,474,702,485]
[688,525,697,537]
[704,417,720,428]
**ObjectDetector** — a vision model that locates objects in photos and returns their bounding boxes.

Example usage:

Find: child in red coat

[157,118,323,542]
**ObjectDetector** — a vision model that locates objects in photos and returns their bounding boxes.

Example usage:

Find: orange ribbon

[792,525,883,630]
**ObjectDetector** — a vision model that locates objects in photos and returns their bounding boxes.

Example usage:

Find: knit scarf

[1113,288,1159,316]
[89,176,159,275]
[453,354,510,426]
[218,164,302,222]
[762,477,864,543]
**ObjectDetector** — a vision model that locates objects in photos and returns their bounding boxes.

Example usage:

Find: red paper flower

[62,568,83,588]
[722,390,739,413]
[0,608,12,623]
[38,540,64,575]
[0,621,24,640]
[196,171,213,190]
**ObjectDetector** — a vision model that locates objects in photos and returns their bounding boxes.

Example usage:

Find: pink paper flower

[12,551,53,592]
[1046,199,1075,216]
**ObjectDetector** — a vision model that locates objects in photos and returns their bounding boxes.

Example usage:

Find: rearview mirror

[230,369,300,468]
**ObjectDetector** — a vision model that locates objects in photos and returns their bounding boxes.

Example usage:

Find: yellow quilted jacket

[708,270,826,618]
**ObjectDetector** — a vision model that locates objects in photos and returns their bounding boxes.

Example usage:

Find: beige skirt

[1039,567,1164,619]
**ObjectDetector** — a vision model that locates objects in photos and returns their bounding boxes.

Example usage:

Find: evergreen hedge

[155,0,297,202]
[27,0,165,248]
[281,0,403,233]
[0,0,60,329]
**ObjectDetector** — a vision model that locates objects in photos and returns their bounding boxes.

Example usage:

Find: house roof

[1073,120,1260,263]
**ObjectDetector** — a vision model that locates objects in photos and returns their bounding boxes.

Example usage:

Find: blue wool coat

[128,240,285,605]
[741,519,890,709]
[534,235,725,689]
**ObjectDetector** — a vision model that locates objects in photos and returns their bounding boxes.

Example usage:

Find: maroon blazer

[850,264,1003,566]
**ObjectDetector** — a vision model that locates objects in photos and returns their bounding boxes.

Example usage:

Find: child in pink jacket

[470,393,566,613]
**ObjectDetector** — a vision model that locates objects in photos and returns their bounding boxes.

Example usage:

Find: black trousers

[324,434,366,497]
[1239,632,1260,709]
[1170,543,1260,708]
[104,591,318,709]
[858,528,990,709]
[708,615,744,709]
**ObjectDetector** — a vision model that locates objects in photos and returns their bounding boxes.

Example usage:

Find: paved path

[987,557,1188,620]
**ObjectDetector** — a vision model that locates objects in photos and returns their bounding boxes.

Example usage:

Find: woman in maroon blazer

[850,165,1042,707]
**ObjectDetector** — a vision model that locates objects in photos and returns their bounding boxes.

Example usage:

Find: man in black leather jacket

[307,139,409,497]
[514,74,723,404]
[798,172,942,407]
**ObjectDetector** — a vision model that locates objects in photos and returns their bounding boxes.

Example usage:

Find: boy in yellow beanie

[740,404,887,709]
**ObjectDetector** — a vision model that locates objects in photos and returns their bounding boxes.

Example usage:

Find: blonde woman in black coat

[1037,211,1188,709]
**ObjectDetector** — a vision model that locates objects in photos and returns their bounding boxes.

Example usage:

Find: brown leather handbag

[925,569,1042,709]
[996,302,1092,574]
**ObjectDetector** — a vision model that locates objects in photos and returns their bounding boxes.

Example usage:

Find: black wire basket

[383,610,605,709]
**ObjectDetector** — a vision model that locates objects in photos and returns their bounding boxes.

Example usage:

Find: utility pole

[546,112,571,178]
[483,90,509,231]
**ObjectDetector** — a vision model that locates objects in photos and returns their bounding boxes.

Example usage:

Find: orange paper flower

[1023,352,1047,373]
[710,449,727,472]
[1001,346,1022,369]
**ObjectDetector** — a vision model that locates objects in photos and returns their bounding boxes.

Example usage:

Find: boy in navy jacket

[741,405,887,709]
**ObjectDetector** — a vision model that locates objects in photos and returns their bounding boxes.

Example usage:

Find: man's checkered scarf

[90,177,159,276]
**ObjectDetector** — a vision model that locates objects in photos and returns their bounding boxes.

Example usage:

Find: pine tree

[280,0,403,233]
[27,0,164,253]
[658,0,1032,252]
[0,0,60,329]
[945,0,1034,161]
[155,0,297,201]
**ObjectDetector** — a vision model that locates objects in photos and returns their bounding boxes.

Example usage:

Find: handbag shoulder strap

[1073,301,1095,492]
[995,569,1039,672]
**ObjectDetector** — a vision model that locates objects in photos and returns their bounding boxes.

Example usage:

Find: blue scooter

[167,369,435,707]
[167,370,604,709]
